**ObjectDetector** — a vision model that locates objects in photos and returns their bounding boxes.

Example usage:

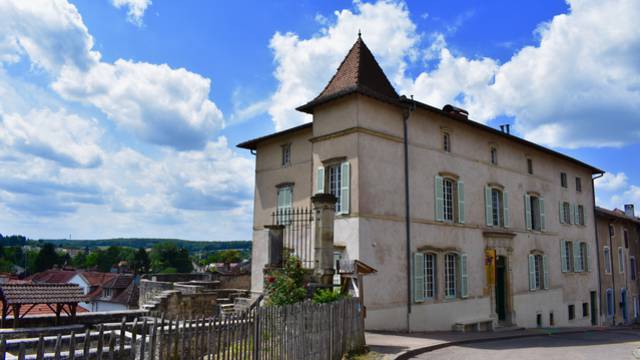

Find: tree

[150,242,193,274]
[132,248,151,274]
[34,243,61,272]
[265,255,308,306]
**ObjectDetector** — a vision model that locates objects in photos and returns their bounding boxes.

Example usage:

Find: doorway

[621,288,628,323]
[495,256,507,322]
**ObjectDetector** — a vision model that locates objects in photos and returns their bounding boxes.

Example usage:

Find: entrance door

[495,256,507,322]
[590,291,597,326]
[621,288,628,323]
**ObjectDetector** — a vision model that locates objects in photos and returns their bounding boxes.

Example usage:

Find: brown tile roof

[103,274,134,289]
[595,206,640,224]
[80,271,117,287]
[297,35,399,113]
[0,284,86,304]
[29,269,78,284]
[6,303,89,319]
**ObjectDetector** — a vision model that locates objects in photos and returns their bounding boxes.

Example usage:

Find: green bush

[265,255,308,306]
[312,288,344,304]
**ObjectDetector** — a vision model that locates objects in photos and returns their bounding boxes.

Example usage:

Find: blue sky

[0,0,638,240]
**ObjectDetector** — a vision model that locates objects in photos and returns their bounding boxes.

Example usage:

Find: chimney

[499,124,511,134]
[625,204,635,217]
[442,104,469,119]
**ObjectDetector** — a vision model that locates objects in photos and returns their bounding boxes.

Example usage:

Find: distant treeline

[31,238,251,252]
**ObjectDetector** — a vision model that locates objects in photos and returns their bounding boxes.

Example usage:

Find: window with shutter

[276,186,293,224]
[573,241,581,272]
[457,181,465,224]
[444,253,457,298]
[604,246,612,274]
[524,194,532,230]
[543,255,549,289]
[539,197,545,231]
[316,167,325,194]
[340,161,350,214]
[619,247,625,273]
[528,255,536,291]
[435,176,444,222]
[560,240,569,273]
[485,186,493,226]
[503,191,510,228]
[424,253,436,299]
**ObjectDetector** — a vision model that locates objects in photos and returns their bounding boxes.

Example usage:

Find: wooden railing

[0,297,364,359]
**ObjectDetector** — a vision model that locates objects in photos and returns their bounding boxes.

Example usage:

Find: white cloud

[269,0,419,130]
[0,108,104,168]
[111,0,152,26]
[595,172,628,192]
[53,60,223,150]
[1,0,222,150]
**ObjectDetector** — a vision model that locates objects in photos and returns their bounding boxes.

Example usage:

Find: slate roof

[103,274,133,289]
[297,35,399,113]
[0,284,86,304]
[111,281,139,306]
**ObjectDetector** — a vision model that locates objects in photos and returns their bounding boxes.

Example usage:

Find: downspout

[592,172,604,324]
[401,95,416,332]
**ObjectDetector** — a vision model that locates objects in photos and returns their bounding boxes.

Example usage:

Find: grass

[344,348,389,360]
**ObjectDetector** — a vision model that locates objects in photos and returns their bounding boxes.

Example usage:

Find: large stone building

[238,36,603,331]
[595,205,640,325]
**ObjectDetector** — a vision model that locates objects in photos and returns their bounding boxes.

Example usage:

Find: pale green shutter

[573,241,581,272]
[574,204,580,225]
[570,203,575,225]
[414,253,425,302]
[543,255,549,290]
[503,191,510,228]
[560,240,568,273]
[525,194,532,230]
[435,176,444,222]
[461,254,468,298]
[539,197,545,231]
[457,181,465,224]
[529,255,536,291]
[485,186,493,226]
[559,202,565,224]
[340,161,350,214]
[316,167,325,194]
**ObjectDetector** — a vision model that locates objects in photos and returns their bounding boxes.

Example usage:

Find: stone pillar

[312,193,337,286]
[265,225,284,267]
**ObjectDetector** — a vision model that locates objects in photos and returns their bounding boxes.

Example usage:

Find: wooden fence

[0,298,364,360]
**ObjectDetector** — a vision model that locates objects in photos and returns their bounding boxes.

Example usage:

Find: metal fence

[272,208,315,269]
[0,298,364,360]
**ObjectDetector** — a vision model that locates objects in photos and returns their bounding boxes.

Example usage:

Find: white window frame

[443,178,455,222]
[526,194,544,231]
[604,246,612,274]
[444,253,458,299]
[276,185,293,224]
[491,188,503,227]
[424,253,436,299]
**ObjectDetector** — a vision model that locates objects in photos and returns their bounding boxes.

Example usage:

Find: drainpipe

[401,95,416,332]
[592,172,603,324]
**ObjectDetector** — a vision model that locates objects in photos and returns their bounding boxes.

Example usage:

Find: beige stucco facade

[245,92,601,331]
[595,207,640,325]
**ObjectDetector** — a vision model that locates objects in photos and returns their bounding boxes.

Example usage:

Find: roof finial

[358,29,361,38]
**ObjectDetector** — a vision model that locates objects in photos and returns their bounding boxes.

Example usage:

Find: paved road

[411,329,640,359]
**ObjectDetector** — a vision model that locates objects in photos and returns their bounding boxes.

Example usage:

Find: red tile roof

[5,303,89,318]
[297,35,399,113]
[29,269,78,284]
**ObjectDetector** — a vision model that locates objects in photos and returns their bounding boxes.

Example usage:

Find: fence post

[311,193,337,285]
[252,307,260,360]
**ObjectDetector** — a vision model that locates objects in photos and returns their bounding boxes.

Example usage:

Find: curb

[394,327,611,360]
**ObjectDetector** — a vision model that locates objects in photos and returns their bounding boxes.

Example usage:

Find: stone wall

[211,273,251,290]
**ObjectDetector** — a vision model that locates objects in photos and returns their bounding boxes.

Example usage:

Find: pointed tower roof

[297,36,399,113]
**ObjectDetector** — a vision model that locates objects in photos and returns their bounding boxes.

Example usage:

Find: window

[579,242,588,272]
[435,176,464,224]
[490,147,498,165]
[604,246,612,274]
[443,178,454,222]
[444,253,458,298]
[606,288,614,317]
[443,132,451,152]
[486,187,508,227]
[527,158,533,174]
[549,312,555,326]
[631,256,637,281]
[619,247,625,273]
[582,302,589,317]
[624,229,629,248]
[424,253,436,299]
[609,224,615,237]
[525,194,544,231]
[561,172,568,188]
[568,304,575,320]
[529,253,548,291]
[281,143,291,167]
[561,240,574,272]
[561,202,571,224]
[576,177,582,192]
[103,288,112,298]
[318,161,351,214]
[276,185,293,224]
[577,205,585,226]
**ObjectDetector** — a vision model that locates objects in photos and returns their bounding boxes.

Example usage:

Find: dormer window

[103,288,112,298]
[281,143,291,167]
[443,132,451,152]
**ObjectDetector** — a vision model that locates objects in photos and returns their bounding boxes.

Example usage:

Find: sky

[0,0,638,241]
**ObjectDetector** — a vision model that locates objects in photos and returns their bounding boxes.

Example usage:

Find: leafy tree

[150,242,193,273]
[132,248,151,274]
[72,252,87,268]
[34,243,62,272]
